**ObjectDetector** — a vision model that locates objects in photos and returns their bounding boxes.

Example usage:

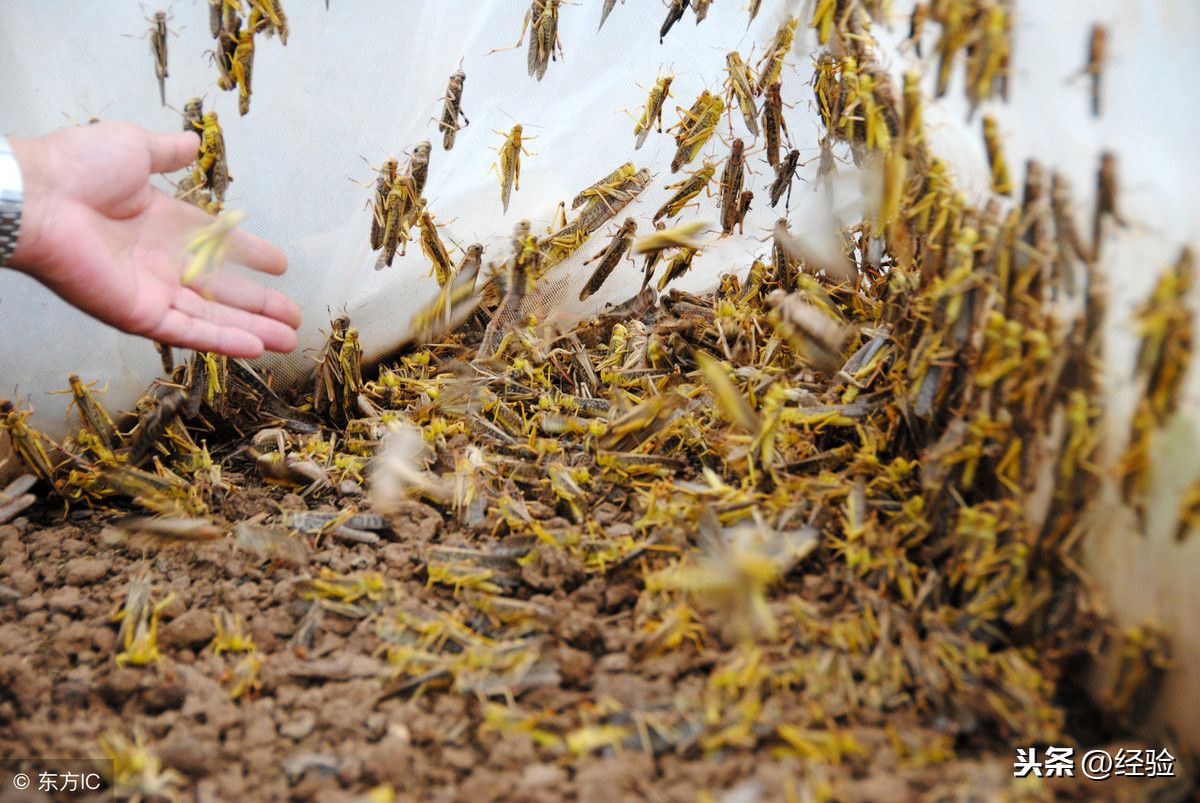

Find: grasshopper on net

[437,64,469,151]
[654,160,715,223]
[579,217,637,301]
[494,124,536,213]
[634,71,675,151]
[719,138,747,236]
[725,52,760,136]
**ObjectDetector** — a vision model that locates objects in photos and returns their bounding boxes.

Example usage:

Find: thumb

[145,129,200,174]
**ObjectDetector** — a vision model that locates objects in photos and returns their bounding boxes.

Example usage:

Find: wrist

[5,136,52,274]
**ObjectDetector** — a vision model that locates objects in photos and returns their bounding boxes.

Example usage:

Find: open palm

[10,122,300,358]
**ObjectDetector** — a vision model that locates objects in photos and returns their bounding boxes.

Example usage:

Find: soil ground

[0,485,1188,803]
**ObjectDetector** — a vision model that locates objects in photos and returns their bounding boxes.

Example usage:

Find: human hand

[7,122,300,358]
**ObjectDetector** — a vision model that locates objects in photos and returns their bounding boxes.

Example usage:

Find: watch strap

[0,137,25,267]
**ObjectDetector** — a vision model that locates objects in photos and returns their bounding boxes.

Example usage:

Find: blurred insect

[212,609,257,654]
[1093,151,1126,257]
[0,471,36,525]
[580,218,637,301]
[981,115,1011,196]
[1084,23,1107,117]
[640,222,667,289]
[762,80,790,168]
[907,2,928,56]
[768,292,848,371]
[99,730,184,802]
[746,0,762,26]
[755,17,796,96]
[719,138,747,235]
[693,0,713,23]
[181,96,204,134]
[437,65,469,151]
[114,580,176,666]
[725,52,759,136]
[634,72,675,150]
[635,219,707,258]
[403,246,483,346]
[654,160,715,223]
[248,0,289,44]
[670,90,724,172]
[769,148,800,209]
[695,351,759,433]
[224,653,263,699]
[599,0,623,29]
[660,0,688,43]
[964,0,1011,111]
[227,25,256,115]
[126,387,187,465]
[419,210,455,287]
[181,209,245,284]
[494,124,535,212]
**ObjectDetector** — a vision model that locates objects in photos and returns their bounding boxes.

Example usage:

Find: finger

[174,287,299,353]
[146,308,266,358]
[226,228,288,276]
[187,269,302,329]
[145,130,201,174]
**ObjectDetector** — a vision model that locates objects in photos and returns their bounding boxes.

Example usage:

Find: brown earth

[0,488,1187,803]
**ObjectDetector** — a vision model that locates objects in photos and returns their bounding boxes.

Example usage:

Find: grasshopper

[755,17,796,96]
[635,220,707,258]
[193,112,230,206]
[495,124,535,213]
[719,138,747,236]
[670,90,724,172]
[438,65,469,151]
[181,97,204,134]
[580,218,637,301]
[660,0,688,43]
[634,72,675,150]
[599,0,623,30]
[572,162,636,212]
[376,174,419,268]
[408,140,433,197]
[654,160,715,223]
[368,157,399,251]
[418,210,455,287]
[981,115,1011,196]
[126,8,176,106]
[1093,151,1126,257]
[492,1,563,81]
[658,247,699,291]
[1085,24,1107,117]
[248,0,288,44]
[769,148,800,209]
[225,25,256,115]
[149,10,171,107]
[762,80,790,168]
[725,52,759,135]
